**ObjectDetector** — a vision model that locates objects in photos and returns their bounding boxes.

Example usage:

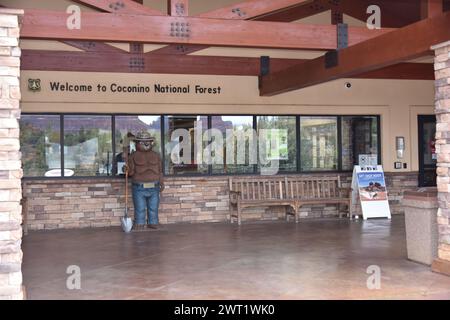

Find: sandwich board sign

[351,165,391,220]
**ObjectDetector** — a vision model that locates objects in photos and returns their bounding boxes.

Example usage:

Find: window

[341,116,379,170]
[115,115,161,175]
[63,115,112,176]
[211,116,255,174]
[19,113,381,178]
[300,117,338,171]
[164,115,208,175]
[257,116,297,173]
[20,115,61,177]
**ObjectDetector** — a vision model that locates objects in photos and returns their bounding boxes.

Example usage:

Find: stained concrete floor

[22,216,450,300]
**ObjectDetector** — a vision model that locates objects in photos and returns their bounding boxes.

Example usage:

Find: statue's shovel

[120,168,133,233]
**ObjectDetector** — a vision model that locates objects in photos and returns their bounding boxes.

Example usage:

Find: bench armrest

[229,190,241,204]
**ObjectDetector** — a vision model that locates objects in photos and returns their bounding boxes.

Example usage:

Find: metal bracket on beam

[325,50,338,69]
[175,3,186,16]
[337,23,348,50]
[324,23,347,69]
[231,8,247,18]
[130,43,143,54]
[259,56,270,89]
[82,42,96,50]
[109,1,125,12]
[260,56,270,76]
[129,57,145,71]
[332,11,344,25]
[170,22,191,39]
[176,45,188,53]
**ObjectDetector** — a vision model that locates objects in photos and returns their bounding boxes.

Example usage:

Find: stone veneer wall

[0,9,23,300]
[22,172,418,231]
[433,40,450,275]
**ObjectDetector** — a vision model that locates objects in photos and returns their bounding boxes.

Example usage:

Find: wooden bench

[229,176,351,225]
[284,176,352,222]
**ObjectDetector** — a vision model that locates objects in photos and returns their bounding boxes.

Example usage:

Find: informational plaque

[358,154,378,167]
[351,165,391,220]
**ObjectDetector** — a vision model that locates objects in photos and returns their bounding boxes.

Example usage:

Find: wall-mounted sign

[28,79,41,92]
[358,154,378,167]
[29,80,222,96]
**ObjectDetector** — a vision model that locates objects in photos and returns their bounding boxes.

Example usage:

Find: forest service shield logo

[28,79,41,92]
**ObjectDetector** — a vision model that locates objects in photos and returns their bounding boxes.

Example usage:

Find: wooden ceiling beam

[196,0,311,20]
[339,0,422,28]
[354,62,434,80]
[150,0,314,55]
[129,0,145,54]
[20,50,303,76]
[71,0,165,15]
[21,10,392,50]
[256,0,331,22]
[63,0,151,53]
[421,0,443,18]
[61,40,127,52]
[259,12,450,96]
[149,0,422,56]
[21,49,434,80]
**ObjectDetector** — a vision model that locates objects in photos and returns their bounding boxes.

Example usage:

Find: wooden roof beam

[259,12,450,96]
[421,0,443,18]
[256,0,332,22]
[21,10,392,50]
[339,0,422,28]
[21,49,434,80]
[61,40,127,52]
[20,50,303,76]
[63,0,152,54]
[71,0,165,15]
[196,0,311,20]
[150,0,314,55]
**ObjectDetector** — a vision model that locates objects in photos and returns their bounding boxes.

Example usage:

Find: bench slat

[245,181,249,200]
[317,180,321,199]
[274,180,277,199]
[279,181,283,200]
[269,180,272,199]
[291,181,295,199]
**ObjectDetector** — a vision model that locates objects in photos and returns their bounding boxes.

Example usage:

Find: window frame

[20,113,381,179]
[163,114,209,176]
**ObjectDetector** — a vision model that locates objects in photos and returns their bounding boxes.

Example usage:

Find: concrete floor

[22,216,450,300]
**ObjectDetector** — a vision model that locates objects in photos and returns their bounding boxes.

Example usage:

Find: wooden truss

[16,0,446,94]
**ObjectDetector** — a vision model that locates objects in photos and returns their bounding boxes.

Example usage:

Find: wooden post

[421,0,443,18]
[168,0,189,16]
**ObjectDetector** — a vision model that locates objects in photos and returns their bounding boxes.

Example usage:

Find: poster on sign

[351,165,391,220]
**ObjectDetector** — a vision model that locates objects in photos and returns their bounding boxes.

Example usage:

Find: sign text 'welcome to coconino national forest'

[30,80,223,95]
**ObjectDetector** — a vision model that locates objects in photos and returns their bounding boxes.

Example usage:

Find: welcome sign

[20,71,247,105]
[46,81,222,95]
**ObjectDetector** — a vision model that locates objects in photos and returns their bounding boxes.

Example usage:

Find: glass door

[418,115,437,187]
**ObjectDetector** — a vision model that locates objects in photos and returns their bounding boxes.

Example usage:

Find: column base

[431,258,450,277]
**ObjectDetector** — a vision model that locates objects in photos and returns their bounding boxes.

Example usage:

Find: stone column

[433,40,450,276]
[0,8,24,300]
